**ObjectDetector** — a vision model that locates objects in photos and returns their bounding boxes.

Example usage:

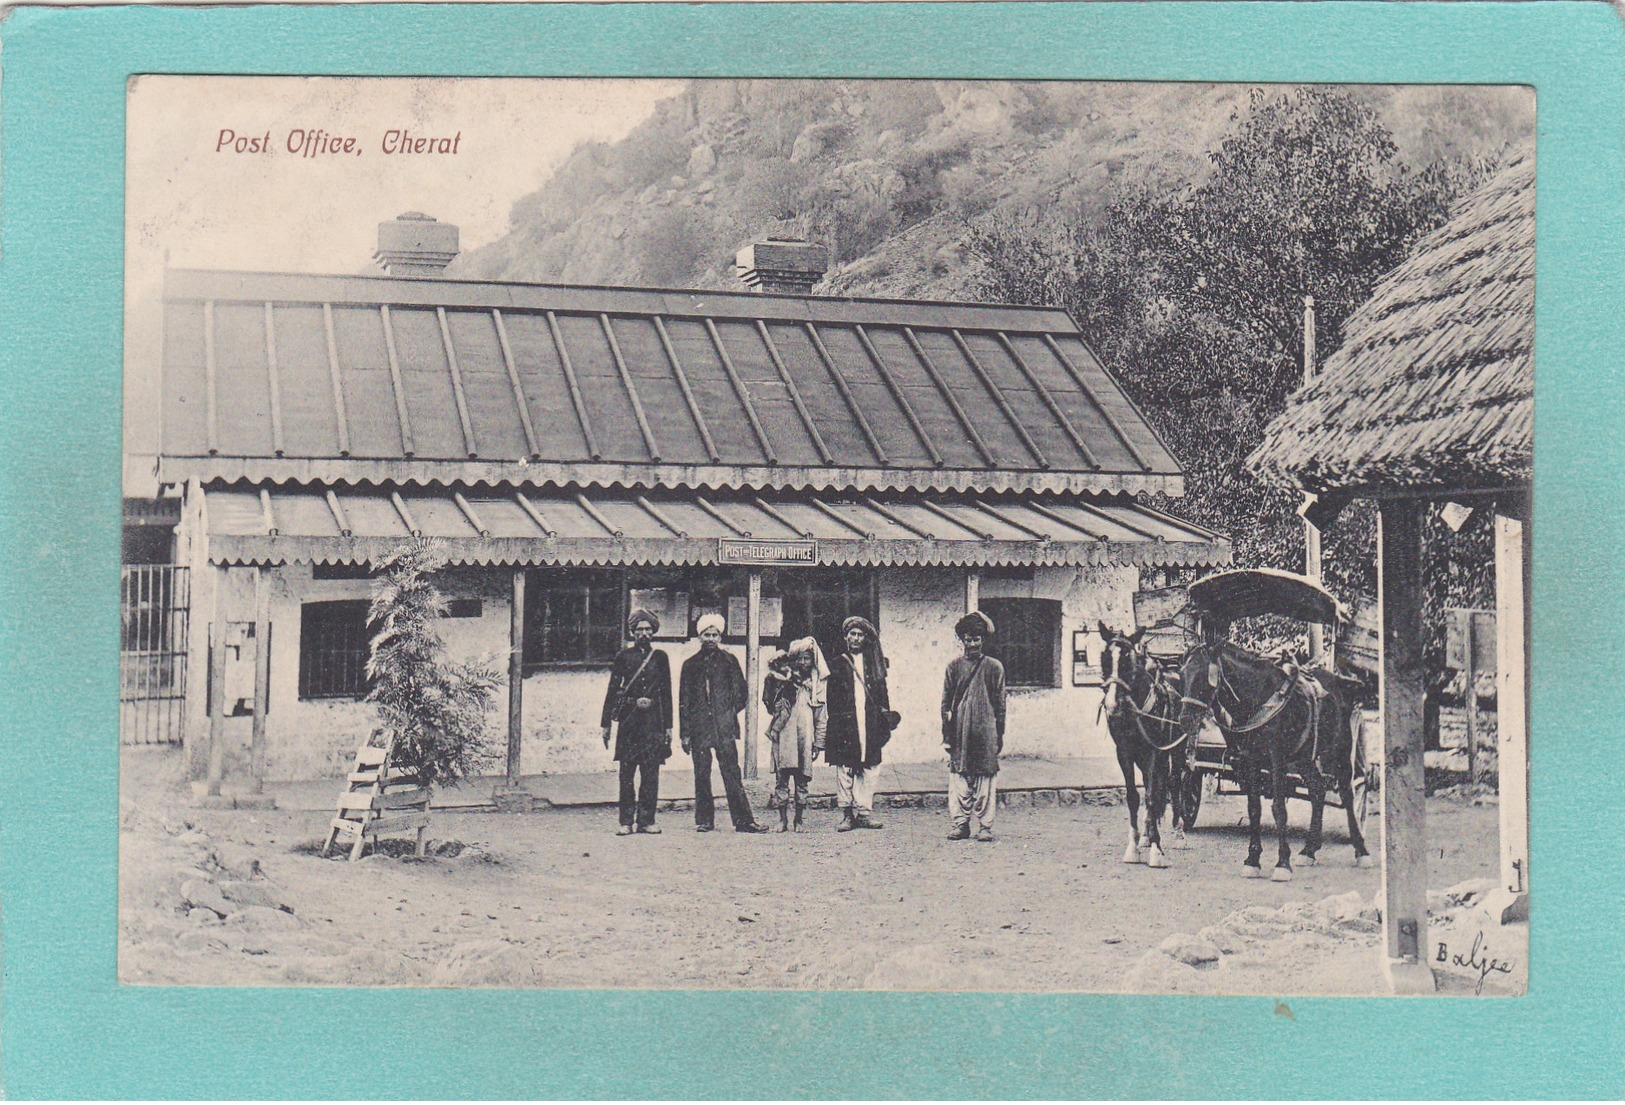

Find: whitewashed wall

[210,560,1143,782]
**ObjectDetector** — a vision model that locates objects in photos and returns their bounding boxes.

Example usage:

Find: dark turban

[955,610,996,638]
[627,608,660,634]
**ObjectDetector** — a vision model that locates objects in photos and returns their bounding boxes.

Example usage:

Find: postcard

[120,73,1532,998]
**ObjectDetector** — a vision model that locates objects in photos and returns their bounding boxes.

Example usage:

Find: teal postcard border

[2,1,1622,1098]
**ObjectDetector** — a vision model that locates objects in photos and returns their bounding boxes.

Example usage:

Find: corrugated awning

[202,485,1229,569]
[160,268,1183,496]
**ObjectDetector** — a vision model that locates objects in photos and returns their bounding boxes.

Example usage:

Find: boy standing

[941,610,1005,842]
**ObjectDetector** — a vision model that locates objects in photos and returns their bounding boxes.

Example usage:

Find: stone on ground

[431,940,542,987]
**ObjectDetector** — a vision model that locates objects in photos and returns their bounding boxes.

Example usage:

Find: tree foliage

[365,540,501,789]
[967,87,1492,605]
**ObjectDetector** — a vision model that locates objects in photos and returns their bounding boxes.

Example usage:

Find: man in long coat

[600,609,673,835]
[679,614,770,833]
[941,610,1006,842]
[820,615,893,831]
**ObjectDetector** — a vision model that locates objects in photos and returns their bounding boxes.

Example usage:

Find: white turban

[695,613,726,635]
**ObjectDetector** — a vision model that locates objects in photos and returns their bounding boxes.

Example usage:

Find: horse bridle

[1104,636,1188,753]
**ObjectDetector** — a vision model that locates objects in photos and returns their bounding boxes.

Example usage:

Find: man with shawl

[820,615,894,831]
[942,610,1006,842]
[762,637,828,832]
[599,609,673,835]
[679,614,771,834]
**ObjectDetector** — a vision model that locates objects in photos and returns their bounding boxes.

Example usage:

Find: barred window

[981,597,1061,688]
[299,600,373,699]
[524,570,625,668]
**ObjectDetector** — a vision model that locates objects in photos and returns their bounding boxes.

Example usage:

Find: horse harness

[1103,649,1187,754]
[1183,649,1332,771]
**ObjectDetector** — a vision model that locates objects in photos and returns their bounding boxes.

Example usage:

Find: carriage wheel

[1183,769,1212,828]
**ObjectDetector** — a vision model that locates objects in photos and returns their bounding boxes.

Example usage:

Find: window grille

[524,570,625,668]
[299,600,373,698]
[981,597,1062,687]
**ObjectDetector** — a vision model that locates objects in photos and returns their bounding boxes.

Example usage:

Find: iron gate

[120,564,190,745]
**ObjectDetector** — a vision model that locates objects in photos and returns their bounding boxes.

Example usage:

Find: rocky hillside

[455,79,1532,301]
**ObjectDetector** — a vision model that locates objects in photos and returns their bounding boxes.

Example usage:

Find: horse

[1176,637,1372,881]
[1099,623,1191,869]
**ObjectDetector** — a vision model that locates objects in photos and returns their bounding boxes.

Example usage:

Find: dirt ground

[119,747,1525,995]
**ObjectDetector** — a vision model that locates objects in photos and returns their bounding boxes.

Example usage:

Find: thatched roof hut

[1248,142,1533,495]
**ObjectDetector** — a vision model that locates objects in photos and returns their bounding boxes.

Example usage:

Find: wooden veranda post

[205,565,229,798]
[744,570,762,780]
[507,568,525,789]
[1485,505,1530,922]
[1302,296,1325,665]
[965,570,980,615]
[248,566,270,794]
[1377,500,1436,993]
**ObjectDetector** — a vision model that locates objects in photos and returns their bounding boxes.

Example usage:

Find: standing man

[942,610,1006,842]
[821,615,895,831]
[679,614,770,834]
[600,609,673,836]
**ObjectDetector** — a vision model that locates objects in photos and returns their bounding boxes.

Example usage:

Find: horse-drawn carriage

[1170,570,1377,842]
[1108,567,1378,880]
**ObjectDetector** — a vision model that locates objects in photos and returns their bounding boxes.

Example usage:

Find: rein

[1102,655,1187,753]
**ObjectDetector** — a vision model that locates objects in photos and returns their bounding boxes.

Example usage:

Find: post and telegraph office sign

[718,538,818,566]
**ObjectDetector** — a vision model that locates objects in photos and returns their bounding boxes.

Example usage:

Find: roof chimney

[735,238,828,295]
[375,212,459,278]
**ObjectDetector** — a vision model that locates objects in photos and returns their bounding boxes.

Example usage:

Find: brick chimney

[375,212,459,278]
[735,238,828,295]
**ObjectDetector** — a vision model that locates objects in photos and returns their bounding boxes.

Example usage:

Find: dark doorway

[776,569,876,660]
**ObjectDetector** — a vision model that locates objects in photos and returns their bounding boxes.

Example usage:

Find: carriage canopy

[1187,568,1346,626]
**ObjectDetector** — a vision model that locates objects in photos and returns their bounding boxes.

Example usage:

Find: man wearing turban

[599,609,673,835]
[822,615,895,831]
[942,610,1006,842]
[679,613,771,834]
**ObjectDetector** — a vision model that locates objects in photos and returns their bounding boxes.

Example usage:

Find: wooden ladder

[320,740,432,861]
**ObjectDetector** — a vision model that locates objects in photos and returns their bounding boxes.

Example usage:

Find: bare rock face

[430,940,541,987]
[687,144,717,177]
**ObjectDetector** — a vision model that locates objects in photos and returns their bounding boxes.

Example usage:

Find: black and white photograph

[119,75,1533,996]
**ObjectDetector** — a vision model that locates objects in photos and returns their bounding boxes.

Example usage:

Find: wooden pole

[507,568,526,789]
[965,569,980,615]
[1464,613,1481,785]
[1486,507,1530,922]
[744,571,762,780]
[1377,500,1435,993]
[248,566,270,794]
[1302,296,1325,665]
[205,565,229,798]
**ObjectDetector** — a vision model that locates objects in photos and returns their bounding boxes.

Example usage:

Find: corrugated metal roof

[202,485,1228,569]
[160,269,1183,496]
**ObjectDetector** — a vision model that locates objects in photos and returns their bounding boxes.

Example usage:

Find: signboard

[1445,608,1497,672]
[718,538,818,566]
[1071,629,1104,686]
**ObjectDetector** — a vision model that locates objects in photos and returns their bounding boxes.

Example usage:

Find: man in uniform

[679,614,770,834]
[600,609,673,835]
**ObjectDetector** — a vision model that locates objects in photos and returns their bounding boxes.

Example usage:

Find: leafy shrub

[365,540,500,789]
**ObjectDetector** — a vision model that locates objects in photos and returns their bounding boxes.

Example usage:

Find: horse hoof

[1122,843,1144,864]
[1241,865,1263,879]
[1300,854,1318,867]
[1173,829,1188,848]
[1147,845,1169,869]
[1357,855,1375,869]
[1271,867,1293,883]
